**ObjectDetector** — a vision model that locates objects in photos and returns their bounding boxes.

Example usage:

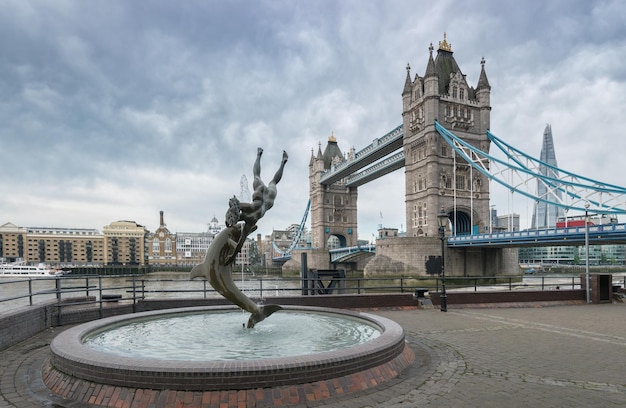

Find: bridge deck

[320,125,403,185]
[448,223,626,247]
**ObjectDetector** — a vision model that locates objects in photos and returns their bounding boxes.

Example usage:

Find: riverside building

[0,211,229,267]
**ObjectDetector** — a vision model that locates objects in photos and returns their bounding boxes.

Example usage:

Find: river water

[0,271,300,314]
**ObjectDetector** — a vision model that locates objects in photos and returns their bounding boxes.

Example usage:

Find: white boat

[0,262,65,277]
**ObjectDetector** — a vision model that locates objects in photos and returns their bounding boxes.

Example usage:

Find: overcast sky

[1,0,625,242]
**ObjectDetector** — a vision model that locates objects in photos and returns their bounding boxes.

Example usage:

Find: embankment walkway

[1,303,625,407]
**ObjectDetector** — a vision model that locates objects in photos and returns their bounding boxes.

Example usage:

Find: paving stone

[1,304,626,407]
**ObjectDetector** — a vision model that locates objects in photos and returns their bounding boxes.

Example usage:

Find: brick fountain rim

[47,305,412,391]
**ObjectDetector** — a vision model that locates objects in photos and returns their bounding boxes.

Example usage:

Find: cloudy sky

[1,0,625,241]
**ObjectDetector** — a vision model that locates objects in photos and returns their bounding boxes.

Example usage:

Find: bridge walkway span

[448,223,626,248]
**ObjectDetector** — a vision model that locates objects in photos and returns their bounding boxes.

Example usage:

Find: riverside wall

[364,236,520,277]
[0,304,53,351]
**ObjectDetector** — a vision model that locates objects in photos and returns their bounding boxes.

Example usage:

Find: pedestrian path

[1,303,625,407]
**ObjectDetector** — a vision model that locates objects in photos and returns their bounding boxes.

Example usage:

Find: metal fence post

[98,275,103,319]
[56,277,62,326]
[132,275,137,313]
[55,276,61,301]
[28,278,33,306]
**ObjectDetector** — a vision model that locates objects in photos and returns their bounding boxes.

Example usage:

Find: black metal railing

[2,273,619,315]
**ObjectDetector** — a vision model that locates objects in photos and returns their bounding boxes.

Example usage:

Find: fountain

[44,148,415,405]
[48,305,410,391]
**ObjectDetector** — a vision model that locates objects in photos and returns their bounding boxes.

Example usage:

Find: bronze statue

[191,148,288,328]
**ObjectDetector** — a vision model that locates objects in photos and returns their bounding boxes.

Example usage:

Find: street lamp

[437,207,448,312]
[584,202,590,304]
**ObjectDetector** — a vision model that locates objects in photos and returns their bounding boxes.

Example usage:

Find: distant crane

[240,174,251,202]
[239,175,251,284]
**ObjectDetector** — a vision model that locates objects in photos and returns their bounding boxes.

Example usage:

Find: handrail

[1,273,614,315]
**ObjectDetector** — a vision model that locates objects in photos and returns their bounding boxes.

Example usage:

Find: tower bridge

[318,125,404,187]
[277,35,626,277]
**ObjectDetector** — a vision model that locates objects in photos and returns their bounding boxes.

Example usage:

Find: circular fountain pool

[84,309,381,360]
[48,305,411,391]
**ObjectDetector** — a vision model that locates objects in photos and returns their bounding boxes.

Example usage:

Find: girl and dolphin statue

[191,148,288,328]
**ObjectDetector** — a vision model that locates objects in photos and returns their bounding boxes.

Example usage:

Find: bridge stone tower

[309,134,358,250]
[402,34,491,237]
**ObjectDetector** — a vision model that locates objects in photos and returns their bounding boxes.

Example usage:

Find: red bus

[555,215,618,228]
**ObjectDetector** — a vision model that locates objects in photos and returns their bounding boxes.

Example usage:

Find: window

[452,87,457,98]
[459,88,465,100]
[417,205,423,226]
[456,175,466,190]
[411,202,427,226]
[152,238,159,253]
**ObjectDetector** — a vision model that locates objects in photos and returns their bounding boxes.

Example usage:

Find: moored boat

[0,262,65,277]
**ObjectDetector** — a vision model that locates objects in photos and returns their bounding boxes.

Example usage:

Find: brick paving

[1,303,626,407]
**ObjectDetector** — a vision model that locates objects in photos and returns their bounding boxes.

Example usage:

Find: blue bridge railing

[448,223,626,247]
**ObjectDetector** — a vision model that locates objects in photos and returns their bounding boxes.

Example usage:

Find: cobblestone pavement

[1,304,625,407]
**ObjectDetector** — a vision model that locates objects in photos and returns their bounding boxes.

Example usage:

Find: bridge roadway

[319,124,403,186]
[275,223,626,263]
[448,223,626,247]
[330,244,376,262]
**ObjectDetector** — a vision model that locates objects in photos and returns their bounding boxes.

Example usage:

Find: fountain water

[83,308,381,360]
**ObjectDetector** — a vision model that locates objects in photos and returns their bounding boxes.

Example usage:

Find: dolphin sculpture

[190,223,282,328]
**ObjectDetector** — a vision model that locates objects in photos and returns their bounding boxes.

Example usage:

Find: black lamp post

[437,207,448,312]
[584,202,590,304]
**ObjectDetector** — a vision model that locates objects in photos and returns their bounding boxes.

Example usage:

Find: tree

[248,240,261,266]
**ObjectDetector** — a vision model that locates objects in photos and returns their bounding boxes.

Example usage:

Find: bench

[101,294,123,302]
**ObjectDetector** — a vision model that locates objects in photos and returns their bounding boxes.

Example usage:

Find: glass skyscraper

[531,124,564,229]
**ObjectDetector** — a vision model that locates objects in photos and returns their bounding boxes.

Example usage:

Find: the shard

[531,124,564,228]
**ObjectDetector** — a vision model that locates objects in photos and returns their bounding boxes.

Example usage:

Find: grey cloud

[1,0,625,236]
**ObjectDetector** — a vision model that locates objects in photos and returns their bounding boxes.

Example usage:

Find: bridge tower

[309,134,358,250]
[402,34,492,236]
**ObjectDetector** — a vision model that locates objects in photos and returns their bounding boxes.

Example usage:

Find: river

[0,271,300,314]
